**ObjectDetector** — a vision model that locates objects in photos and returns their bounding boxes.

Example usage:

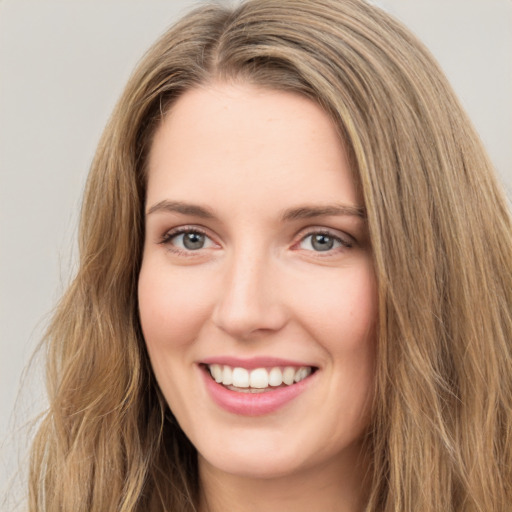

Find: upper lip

[200,356,317,370]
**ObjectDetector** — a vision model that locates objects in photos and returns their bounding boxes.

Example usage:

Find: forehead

[146,83,360,214]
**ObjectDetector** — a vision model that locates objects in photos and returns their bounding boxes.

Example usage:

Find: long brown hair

[29,1,512,510]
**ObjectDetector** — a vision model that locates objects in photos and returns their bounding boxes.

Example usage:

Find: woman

[29,0,512,511]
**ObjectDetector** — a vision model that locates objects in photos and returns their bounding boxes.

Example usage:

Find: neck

[198,443,370,512]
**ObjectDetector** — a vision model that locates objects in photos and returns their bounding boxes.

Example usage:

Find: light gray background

[1,0,511,506]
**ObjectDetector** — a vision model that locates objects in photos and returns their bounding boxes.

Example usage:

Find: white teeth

[268,367,283,387]
[249,368,269,389]
[210,364,222,383]
[207,364,313,389]
[222,365,233,385]
[282,366,296,385]
[294,367,311,382]
[232,367,250,388]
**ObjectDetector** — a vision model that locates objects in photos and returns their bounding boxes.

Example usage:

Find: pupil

[312,234,334,251]
[183,232,205,250]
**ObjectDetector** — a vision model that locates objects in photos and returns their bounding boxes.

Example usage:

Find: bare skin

[139,82,376,512]
[199,443,370,512]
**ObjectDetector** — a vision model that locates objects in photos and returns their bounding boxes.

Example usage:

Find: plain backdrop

[1,0,511,506]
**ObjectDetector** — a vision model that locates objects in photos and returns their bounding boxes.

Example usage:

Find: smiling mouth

[204,364,316,393]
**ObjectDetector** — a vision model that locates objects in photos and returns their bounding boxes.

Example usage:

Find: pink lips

[199,357,316,416]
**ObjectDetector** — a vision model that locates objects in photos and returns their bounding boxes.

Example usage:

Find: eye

[162,229,216,251]
[299,232,351,252]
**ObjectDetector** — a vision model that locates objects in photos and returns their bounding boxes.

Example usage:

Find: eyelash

[159,226,212,256]
[158,226,354,256]
[296,229,354,254]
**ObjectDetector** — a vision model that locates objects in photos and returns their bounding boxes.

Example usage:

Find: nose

[212,248,288,340]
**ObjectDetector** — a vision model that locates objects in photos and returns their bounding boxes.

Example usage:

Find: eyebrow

[146,200,215,218]
[146,200,366,221]
[280,204,366,221]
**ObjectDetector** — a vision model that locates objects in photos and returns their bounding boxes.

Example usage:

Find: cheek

[137,260,212,350]
[137,260,214,416]
[294,261,377,351]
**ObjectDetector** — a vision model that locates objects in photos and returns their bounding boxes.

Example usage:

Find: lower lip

[200,366,315,416]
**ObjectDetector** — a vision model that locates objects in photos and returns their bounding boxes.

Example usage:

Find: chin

[199,447,308,480]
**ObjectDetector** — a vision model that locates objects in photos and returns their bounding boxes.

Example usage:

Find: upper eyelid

[159,227,218,256]
[158,227,210,248]
[161,225,211,240]
[296,233,352,252]
[295,225,355,244]
[157,224,355,248]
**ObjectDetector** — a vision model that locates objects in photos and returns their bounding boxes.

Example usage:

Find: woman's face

[138,83,377,480]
